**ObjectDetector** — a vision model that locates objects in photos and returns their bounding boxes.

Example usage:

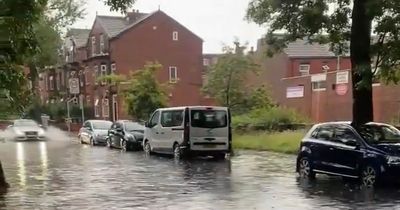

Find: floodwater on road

[1,130,400,209]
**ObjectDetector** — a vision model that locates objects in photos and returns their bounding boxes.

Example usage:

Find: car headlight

[14,130,23,136]
[387,156,400,165]
[126,134,135,141]
[38,129,45,136]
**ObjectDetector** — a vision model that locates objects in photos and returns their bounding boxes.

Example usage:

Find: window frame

[314,125,335,141]
[94,65,99,85]
[149,111,160,128]
[94,97,100,117]
[100,64,107,85]
[333,125,361,146]
[102,98,109,118]
[172,31,178,41]
[49,76,54,90]
[91,36,96,56]
[299,64,310,76]
[312,81,327,91]
[160,110,184,128]
[169,66,178,83]
[84,66,90,85]
[111,63,116,74]
[100,34,105,53]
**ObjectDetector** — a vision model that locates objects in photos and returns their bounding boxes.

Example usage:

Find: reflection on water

[2,139,400,209]
[16,143,26,188]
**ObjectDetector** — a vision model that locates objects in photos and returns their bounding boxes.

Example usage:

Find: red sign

[336,84,348,96]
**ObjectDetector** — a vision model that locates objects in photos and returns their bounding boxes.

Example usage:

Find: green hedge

[232,107,309,132]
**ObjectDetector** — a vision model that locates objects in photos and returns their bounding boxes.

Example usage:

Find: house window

[91,36,96,56]
[203,58,210,66]
[101,65,107,85]
[94,65,99,84]
[299,64,310,76]
[172,31,178,41]
[56,73,60,90]
[94,97,100,117]
[312,81,327,91]
[49,76,54,90]
[84,66,89,85]
[100,34,105,53]
[86,95,91,105]
[169,66,178,83]
[44,75,48,91]
[102,98,109,118]
[111,63,116,74]
[79,71,84,87]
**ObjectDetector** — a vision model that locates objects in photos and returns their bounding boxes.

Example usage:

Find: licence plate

[203,144,217,148]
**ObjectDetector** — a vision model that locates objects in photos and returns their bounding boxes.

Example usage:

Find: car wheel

[298,157,316,179]
[173,144,183,160]
[106,138,112,149]
[79,136,84,144]
[361,165,378,187]
[121,140,128,152]
[144,141,152,155]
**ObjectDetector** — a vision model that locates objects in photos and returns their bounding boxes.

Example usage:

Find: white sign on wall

[336,71,349,84]
[311,74,327,82]
[286,86,304,98]
[69,78,80,94]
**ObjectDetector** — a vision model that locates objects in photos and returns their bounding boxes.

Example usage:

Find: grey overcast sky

[72,0,266,54]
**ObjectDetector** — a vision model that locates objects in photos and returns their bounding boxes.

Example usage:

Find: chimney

[126,9,141,23]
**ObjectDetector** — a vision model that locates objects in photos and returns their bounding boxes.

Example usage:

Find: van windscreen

[190,110,227,128]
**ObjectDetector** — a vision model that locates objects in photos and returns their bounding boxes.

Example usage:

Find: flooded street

[1,132,400,209]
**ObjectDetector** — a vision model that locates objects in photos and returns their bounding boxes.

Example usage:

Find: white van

[143,106,232,159]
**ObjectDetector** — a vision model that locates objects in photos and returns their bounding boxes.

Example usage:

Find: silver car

[78,120,112,146]
[7,119,46,141]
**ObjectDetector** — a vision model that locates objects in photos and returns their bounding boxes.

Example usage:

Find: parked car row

[296,121,400,187]
[78,106,233,160]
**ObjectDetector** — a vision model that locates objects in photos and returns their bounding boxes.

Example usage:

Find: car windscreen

[190,109,227,128]
[124,122,144,133]
[14,120,38,127]
[92,121,112,130]
[356,124,400,144]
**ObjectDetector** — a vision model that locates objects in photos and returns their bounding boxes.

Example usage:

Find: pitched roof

[96,12,149,38]
[66,28,91,48]
[284,39,337,58]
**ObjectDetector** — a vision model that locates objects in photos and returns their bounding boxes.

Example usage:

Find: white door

[147,111,161,151]
[159,110,184,152]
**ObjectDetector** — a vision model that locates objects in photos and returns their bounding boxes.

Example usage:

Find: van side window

[149,111,160,127]
[315,125,334,141]
[161,110,183,127]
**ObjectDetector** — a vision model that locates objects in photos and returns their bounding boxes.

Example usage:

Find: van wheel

[121,140,128,152]
[173,144,183,160]
[90,138,95,146]
[361,165,378,188]
[298,157,315,179]
[144,141,152,155]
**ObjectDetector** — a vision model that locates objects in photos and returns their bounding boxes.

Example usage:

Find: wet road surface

[2,132,400,209]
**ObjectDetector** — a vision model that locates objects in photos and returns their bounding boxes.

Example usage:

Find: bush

[232,107,308,132]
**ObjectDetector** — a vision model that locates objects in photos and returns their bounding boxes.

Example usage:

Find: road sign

[336,84,348,96]
[69,78,80,94]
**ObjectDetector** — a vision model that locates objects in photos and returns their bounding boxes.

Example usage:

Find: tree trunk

[29,64,42,122]
[350,0,374,126]
[0,161,9,189]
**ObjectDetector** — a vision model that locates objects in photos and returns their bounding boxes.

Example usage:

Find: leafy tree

[245,86,274,110]
[124,62,168,121]
[246,0,400,125]
[203,41,259,112]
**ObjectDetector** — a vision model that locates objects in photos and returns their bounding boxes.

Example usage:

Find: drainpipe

[0,161,9,189]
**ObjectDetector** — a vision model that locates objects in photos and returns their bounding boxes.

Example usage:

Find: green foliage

[232,107,308,132]
[233,131,305,154]
[203,41,259,112]
[124,62,168,121]
[97,73,125,85]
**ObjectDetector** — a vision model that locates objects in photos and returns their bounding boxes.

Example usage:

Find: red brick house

[250,38,400,123]
[83,9,205,121]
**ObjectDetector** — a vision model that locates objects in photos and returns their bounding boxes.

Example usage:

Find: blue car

[296,121,400,187]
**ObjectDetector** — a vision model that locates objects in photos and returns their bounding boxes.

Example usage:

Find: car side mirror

[144,122,149,128]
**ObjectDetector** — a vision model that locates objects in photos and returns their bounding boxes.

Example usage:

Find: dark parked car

[296,121,400,187]
[106,120,145,151]
[78,120,113,146]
